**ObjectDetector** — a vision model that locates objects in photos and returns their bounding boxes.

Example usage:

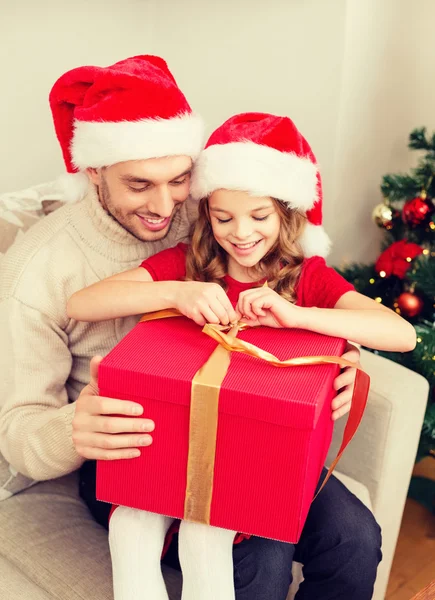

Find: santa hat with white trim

[49,55,204,201]
[190,112,331,258]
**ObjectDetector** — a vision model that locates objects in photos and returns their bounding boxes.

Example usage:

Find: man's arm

[0,297,83,480]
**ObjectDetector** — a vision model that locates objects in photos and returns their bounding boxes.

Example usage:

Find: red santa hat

[190,112,331,258]
[49,55,204,201]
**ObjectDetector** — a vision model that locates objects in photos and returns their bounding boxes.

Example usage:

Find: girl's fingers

[215,296,239,325]
[252,304,267,317]
[240,317,261,327]
[239,291,265,321]
[206,297,230,325]
[236,289,256,319]
[216,291,238,323]
[187,298,218,325]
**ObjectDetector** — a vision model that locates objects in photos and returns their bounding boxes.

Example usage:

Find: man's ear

[86,167,101,185]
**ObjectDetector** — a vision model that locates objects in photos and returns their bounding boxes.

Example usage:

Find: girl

[68,112,415,600]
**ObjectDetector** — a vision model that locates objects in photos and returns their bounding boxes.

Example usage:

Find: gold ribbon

[140,310,370,524]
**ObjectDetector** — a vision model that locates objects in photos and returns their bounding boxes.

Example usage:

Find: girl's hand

[236,287,302,329]
[174,281,238,326]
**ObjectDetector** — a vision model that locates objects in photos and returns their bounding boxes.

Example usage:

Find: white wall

[331,0,435,264]
[1,0,434,264]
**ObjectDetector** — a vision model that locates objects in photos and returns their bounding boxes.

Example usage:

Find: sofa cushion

[0,473,180,600]
[0,470,371,600]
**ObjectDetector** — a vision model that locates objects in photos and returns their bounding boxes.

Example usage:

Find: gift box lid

[100,316,346,430]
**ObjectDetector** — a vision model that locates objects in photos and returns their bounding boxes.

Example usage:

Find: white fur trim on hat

[71,113,204,170]
[191,142,318,210]
[56,171,90,202]
[299,222,331,258]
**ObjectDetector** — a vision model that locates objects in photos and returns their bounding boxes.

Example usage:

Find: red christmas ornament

[402,196,433,227]
[375,240,423,279]
[396,292,424,318]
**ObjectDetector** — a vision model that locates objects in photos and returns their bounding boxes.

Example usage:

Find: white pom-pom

[56,171,89,202]
[299,223,331,258]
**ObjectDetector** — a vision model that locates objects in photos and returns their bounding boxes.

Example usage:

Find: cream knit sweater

[0,185,196,481]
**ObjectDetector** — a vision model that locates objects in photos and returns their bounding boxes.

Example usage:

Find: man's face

[87,155,192,242]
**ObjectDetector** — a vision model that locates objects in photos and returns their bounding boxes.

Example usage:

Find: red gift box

[97,314,368,543]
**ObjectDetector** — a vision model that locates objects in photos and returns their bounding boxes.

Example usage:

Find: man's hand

[331,342,361,421]
[72,356,155,460]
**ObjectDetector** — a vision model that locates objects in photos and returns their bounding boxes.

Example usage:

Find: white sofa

[0,183,430,600]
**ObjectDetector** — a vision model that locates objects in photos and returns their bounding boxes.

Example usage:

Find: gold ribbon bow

[140,309,370,524]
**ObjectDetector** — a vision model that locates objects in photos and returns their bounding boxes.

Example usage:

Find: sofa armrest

[327,348,429,599]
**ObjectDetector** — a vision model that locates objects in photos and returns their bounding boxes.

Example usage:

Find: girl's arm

[237,289,416,353]
[67,267,238,325]
[67,267,181,322]
[297,291,416,352]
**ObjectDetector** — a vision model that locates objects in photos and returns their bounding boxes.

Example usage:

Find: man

[0,55,381,600]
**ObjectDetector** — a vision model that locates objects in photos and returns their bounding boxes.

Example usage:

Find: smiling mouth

[136,214,171,231]
[138,215,166,223]
[231,240,262,249]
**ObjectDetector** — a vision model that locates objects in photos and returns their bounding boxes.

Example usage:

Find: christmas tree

[338,128,435,508]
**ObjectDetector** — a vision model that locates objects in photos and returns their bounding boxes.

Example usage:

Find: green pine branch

[410,255,435,299]
[381,174,421,203]
[336,263,377,293]
[408,127,434,151]
[380,127,435,203]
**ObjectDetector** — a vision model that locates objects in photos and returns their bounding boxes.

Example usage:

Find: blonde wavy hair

[185,196,307,303]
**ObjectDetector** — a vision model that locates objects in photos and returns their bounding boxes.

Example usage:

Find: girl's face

[209,189,281,280]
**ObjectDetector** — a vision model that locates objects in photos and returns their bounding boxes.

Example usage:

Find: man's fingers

[341,351,360,366]
[332,402,351,421]
[74,414,155,434]
[85,395,145,417]
[75,446,142,461]
[331,388,352,410]
[333,368,356,391]
[343,341,360,354]
[88,355,103,392]
[73,432,152,450]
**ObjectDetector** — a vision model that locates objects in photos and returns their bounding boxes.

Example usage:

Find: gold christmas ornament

[372,202,394,229]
